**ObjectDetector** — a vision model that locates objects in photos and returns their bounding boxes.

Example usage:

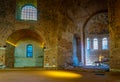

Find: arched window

[26,44,33,57]
[87,38,90,50]
[21,5,37,21]
[102,38,108,50]
[93,38,98,50]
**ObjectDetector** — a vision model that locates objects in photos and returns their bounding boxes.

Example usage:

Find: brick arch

[5,29,45,68]
[81,10,108,65]
[7,29,44,46]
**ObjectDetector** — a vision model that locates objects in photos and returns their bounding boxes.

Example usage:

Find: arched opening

[5,29,44,68]
[21,5,37,21]
[72,34,82,66]
[102,38,108,50]
[26,44,33,58]
[83,11,110,70]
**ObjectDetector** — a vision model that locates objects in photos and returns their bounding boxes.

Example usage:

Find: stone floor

[0,69,120,82]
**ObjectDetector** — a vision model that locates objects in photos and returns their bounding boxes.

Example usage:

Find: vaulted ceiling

[7,29,43,46]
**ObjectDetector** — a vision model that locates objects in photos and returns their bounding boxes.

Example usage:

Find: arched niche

[72,34,82,66]
[5,29,44,68]
[82,11,109,69]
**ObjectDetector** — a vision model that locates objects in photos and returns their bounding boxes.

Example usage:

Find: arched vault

[6,29,44,47]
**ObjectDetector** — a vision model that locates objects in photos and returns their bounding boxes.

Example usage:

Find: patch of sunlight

[41,71,82,78]
[6,41,16,46]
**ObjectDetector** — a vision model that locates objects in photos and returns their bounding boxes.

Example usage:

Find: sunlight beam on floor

[40,70,82,78]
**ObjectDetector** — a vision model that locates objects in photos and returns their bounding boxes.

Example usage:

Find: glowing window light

[102,38,108,50]
[93,38,98,50]
[26,44,33,57]
[21,5,37,21]
[87,38,90,50]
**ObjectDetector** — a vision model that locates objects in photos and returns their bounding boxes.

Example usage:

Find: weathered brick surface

[0,0,112,68]
[109,0,120,69]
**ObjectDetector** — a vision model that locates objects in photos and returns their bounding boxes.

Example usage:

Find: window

[93,38,98,50]
[102,38,108,50]
[21,5,37,21]
[26,44,33,57]
[87,38,90,49]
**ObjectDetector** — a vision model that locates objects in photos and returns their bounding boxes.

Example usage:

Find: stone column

[108,0,120,71]
[0,47,5,65]
[5,43,15,68]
